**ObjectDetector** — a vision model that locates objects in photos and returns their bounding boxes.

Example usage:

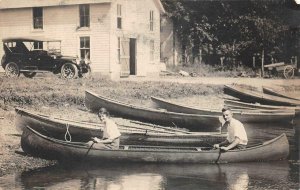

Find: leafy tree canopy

[161,0,299,67]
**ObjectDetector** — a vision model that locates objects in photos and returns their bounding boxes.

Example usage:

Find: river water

[0,120,299,189]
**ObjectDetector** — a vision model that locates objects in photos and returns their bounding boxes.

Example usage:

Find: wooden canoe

[21,126,289,163]
[151,96,295,123]
[85,90,221,131]
[15,108,226,146]
[224,85,300,106]
[224,99,300,116]
[262,86,300,101]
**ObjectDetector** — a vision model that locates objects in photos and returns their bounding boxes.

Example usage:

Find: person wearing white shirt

[214,107,248,151]
[88,108,121,149]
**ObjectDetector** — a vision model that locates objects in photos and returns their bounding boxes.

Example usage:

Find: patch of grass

[167,64,257,77]
[0,75,223,109]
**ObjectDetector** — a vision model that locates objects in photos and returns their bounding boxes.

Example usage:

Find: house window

[150,40,154,61]
[80,37,90,60]
[117,4,122,29]
[33,7,43,29]
[150,10,154,31]
[33,42,43,50]
[117,37,121,63]
[79,4,90,27]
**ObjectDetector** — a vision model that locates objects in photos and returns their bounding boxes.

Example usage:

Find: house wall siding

[160,15,182,66]
[109,0,161,77]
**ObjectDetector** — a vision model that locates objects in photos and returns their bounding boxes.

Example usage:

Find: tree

[161,0,294,68]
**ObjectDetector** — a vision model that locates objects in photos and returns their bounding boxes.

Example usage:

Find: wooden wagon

[264,61,298,79]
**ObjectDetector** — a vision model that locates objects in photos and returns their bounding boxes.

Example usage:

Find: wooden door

[130,38,136,75]
[120,38,130,77]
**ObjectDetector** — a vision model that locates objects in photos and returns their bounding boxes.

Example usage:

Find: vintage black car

[1,37,91,79]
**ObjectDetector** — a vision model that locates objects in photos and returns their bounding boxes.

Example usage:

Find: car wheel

[61,63,78,79]
[23,72,37,78]
[5,62,20,78]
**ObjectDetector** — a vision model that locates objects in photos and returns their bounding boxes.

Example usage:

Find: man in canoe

[88,108,121,149]
[213,107,248,151]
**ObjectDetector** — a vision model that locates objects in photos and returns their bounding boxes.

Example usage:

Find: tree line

[161,0,300,69]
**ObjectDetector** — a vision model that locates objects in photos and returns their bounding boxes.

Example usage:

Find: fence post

[261,49,264,78]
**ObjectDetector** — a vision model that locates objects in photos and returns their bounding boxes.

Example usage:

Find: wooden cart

[264,62,298,79]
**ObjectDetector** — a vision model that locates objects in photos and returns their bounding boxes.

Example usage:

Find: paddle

[215,148,223,164]
[82,140,95,162]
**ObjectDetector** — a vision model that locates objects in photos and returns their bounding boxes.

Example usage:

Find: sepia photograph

[0,0,299,189]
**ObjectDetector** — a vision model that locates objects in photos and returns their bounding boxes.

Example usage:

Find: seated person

[88,108,121,149]
[214,107,248,151]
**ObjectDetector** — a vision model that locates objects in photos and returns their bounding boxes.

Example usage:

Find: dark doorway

[129,38,136,75]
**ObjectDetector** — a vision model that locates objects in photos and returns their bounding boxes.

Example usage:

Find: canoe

[262,86,300,101]
[224,99,300,115]
[21,126,289,163]
[151,96,295,123]
[224,85,300,106]
[15,108,226,146]
[85,90,221,131]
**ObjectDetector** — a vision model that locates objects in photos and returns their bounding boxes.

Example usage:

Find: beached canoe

[224,99,300,116]
[262,86,300,101]
[151,96,295,123]
[21,126,289,163]
[224,85,300,106]
[15,108,226,146]
[85,90,221,130]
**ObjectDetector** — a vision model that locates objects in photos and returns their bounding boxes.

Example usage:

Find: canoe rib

[21,126,289,163]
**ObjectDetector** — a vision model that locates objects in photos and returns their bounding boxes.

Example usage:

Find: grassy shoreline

[0,75,224,176]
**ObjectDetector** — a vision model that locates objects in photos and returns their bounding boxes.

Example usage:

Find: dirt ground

[0,74,299,177]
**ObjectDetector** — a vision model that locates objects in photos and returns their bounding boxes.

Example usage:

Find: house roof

[0,0,112,9]
[0,0,165,13]
[154,0,165,13]
[2,36,61,43]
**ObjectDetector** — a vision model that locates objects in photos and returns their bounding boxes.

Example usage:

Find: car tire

[5,62,20,78]
[23,72,37,78]
[61,63,78,79]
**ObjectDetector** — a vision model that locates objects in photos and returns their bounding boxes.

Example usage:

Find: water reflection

[15,161,297,190]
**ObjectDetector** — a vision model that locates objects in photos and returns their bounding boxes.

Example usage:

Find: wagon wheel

[283,65,294,79]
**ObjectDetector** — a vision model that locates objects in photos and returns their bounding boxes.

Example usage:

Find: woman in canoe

[88,108,121,149]
[214,107,248,151]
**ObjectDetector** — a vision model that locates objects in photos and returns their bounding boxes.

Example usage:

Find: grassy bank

[0,74,224,110]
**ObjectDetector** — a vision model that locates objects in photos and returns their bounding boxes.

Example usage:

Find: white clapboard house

[0,0,165,78]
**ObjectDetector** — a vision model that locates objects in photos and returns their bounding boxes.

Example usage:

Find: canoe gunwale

[25,126,287,154]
